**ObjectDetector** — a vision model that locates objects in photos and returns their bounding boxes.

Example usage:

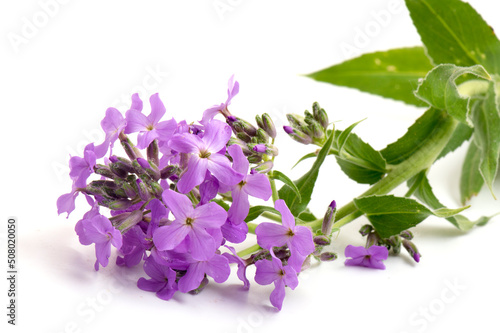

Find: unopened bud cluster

[284,102,330,145]
[225,113,278,172]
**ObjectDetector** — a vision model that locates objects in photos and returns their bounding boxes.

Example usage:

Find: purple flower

[152,190,227,260]
[221,219,248,244]
[177,252,231,293]
[226,144,272,225]
[69,143,96,188]
[75,214,123,271]
[169,120,244,193]
[137,256,178,300]
[124,93,177,149]
[200,75,239,124]
[255,200,315,271]
[94,106,127,158]
[344,245,389,270]
[254,250,298,310]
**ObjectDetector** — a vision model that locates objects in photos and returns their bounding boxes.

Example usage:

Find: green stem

[306,113,458,232]
[237,244,262,258]
[269,174,279,203]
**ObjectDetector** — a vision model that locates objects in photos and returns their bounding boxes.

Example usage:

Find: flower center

[146,124,155,131]
[185,217,194,226]
[238,180,246,188]
[287,228,295,237]
[199,150,211,158]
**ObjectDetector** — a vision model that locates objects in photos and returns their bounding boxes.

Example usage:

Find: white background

[2,1,500,332]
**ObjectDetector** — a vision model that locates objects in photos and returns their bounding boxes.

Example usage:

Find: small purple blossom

[94,106,127,158]
[177,252,231,293]
[137,256,178,300]
[169,120,244,193]
[152,190,227,260]
[344,245,389,270]
[75,214,123,271]
[227,144,272,224]
[254,250,298,310]
[201,75,239,124]
[125,93,177,149]
[255,200,315,272]
[69,143,96,188]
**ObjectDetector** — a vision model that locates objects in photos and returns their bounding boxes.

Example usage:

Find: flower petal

[129,93,143,112]
[137,278,165,292]
[188,227,216,261]
[289,226,315,256]
[169,133,203,154]
[254,259,278,286]
[205,254,230,283]
[161,190,192,220]
[153,222,190,251]
[344,245,368,259]
[207,153,243,186]
[367,245,389,261]
[124,109,149,134]
[227,144,249,175]
[192,201,227,229]
[221,219,248,244]
[244,173,272,200]
[178,262,206,293]
[177,155,208,193]
[136,129,159,149]
[228,187,250,225]
[274,199,295,229]
[255,223,288,249]
[147,93,166,125]
[203,120,232,153]
[270,280,286,310]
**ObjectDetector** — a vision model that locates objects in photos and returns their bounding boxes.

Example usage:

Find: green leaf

[292,152,318,169]
[337,119,365,154]
[298,209,317,222]
[245,206,280,223]
[333,130,387,184]
[460,139,485,204]
[436,122,473,160]
[270,170,301,202]
[405,0,500,75]
[307,47,433,106]
[278,127,335,216]
[354,195,465,238]
[414,64,490,125]
[471,81,500,198]
[381,107,450,165]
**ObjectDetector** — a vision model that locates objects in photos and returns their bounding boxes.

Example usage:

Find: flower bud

[228,116,257,137]
[310,120,325,139]
[110,162,129,178]
[399,230,414,240]
[94,164,115,179]
[388,235,401,254]
[122,182,137,198]
[312,102,329,129]
[256,128,269,143]
[105,199,136,210]
[255,114,264,130]
[321,200,336,236]
[403,239,421,263]
[283,126,312,145]
[236,131,252,143]
[261,113,276,139]
[120,139,138,160]
[359,224,373,236]
[366,232,381,248]
[111,209,143,232]
[250,161,274,174]
[149,182,164,198]
[314,235,331,246]
[320,252,338,262]
[160,165,178,179]
[136,179,151,202]
[146,139,159,167]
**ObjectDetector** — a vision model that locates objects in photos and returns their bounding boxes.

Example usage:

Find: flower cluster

[57,77,321,310]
